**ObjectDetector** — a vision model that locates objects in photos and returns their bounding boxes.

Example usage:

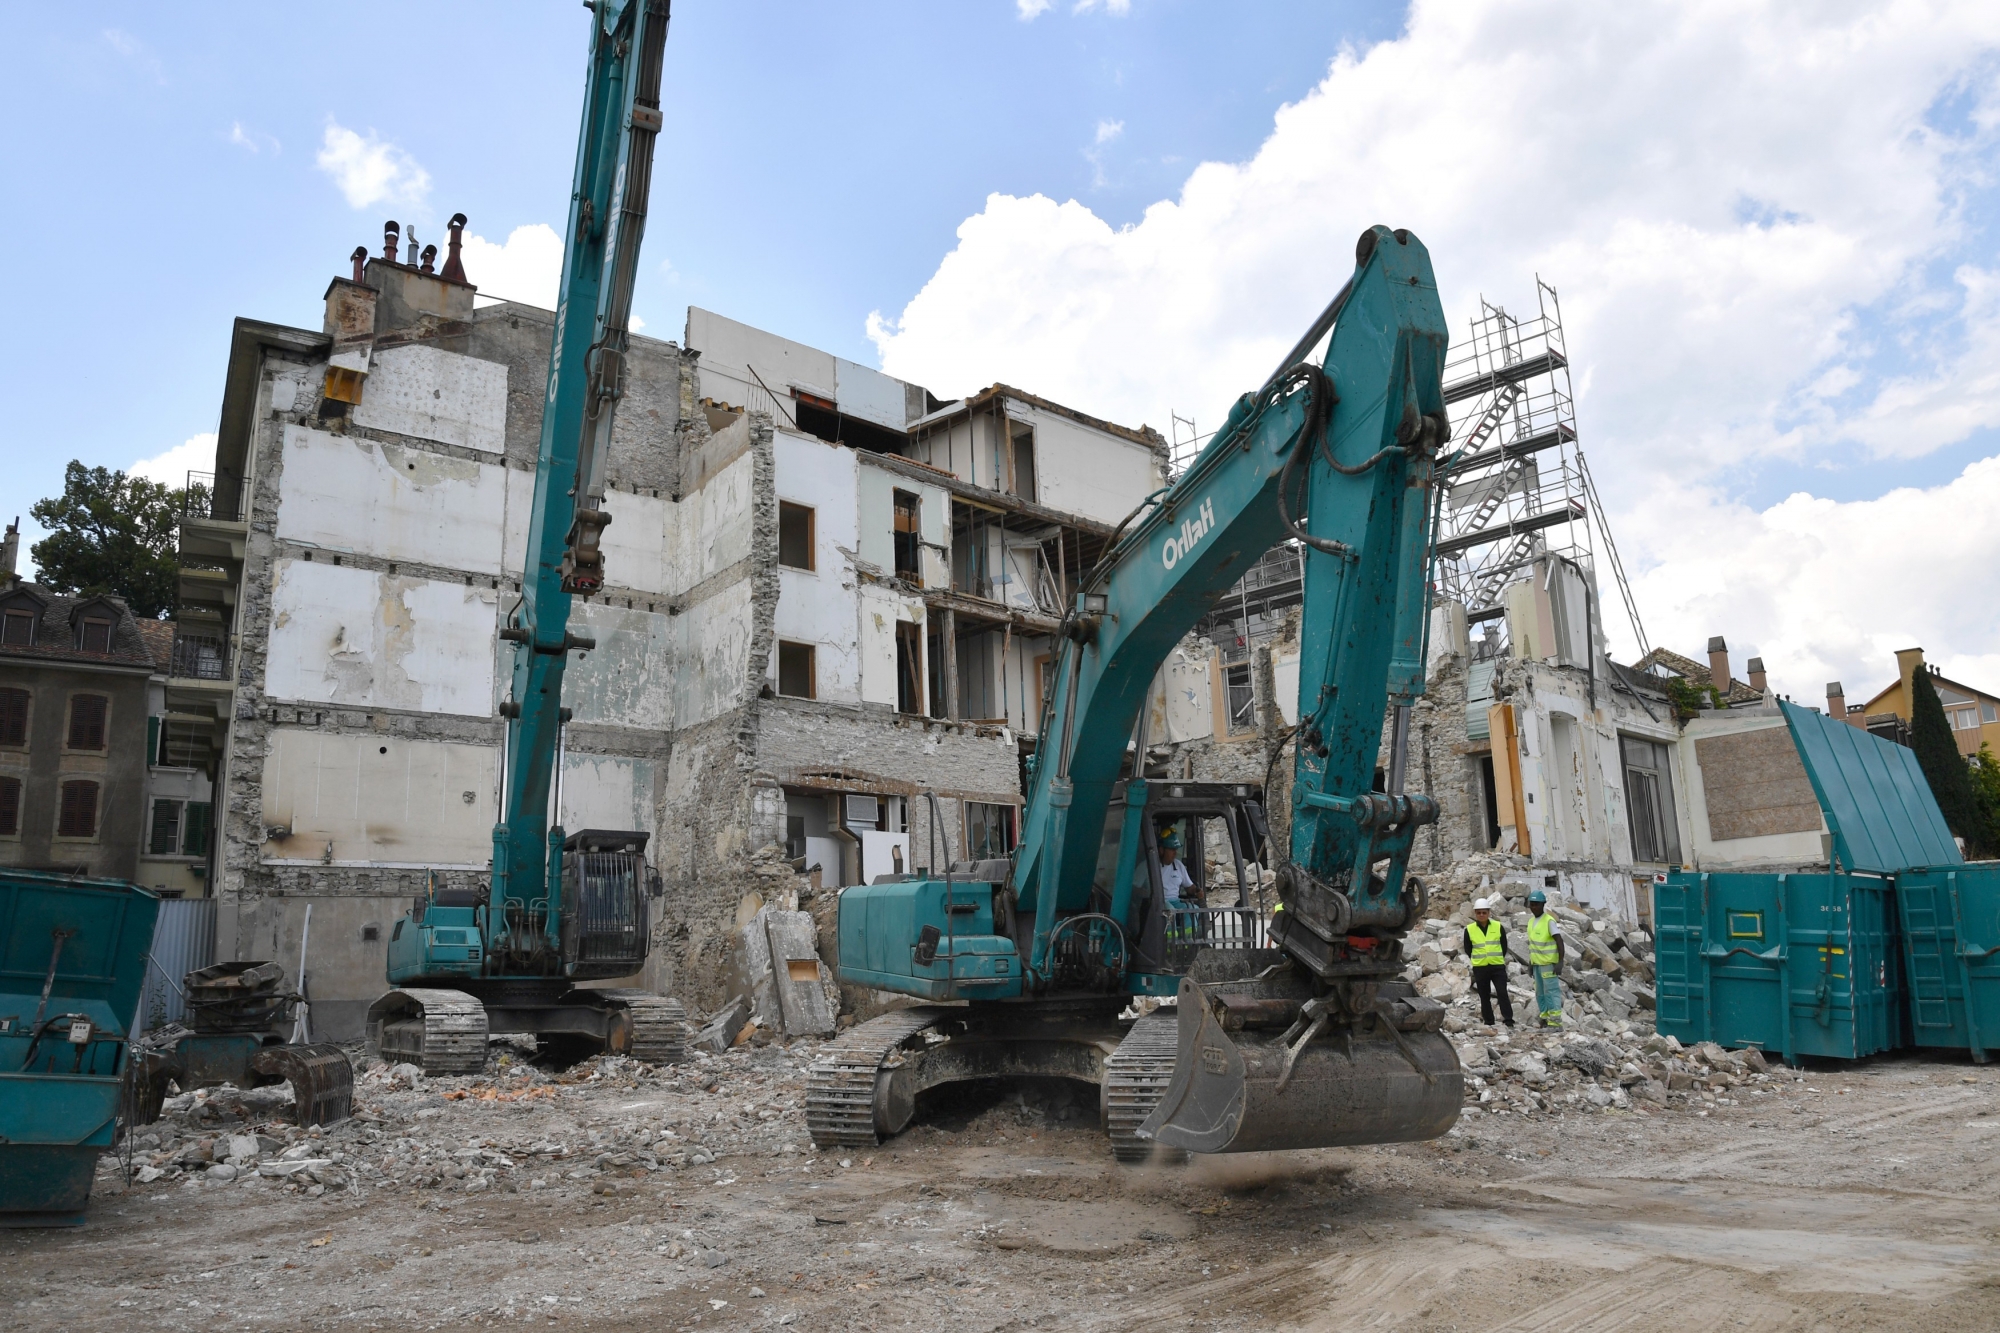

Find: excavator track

[1104,1010,1187,1164]
[805,1007,950,1148]
[366,988,489,1075]
[591,989,689,1065]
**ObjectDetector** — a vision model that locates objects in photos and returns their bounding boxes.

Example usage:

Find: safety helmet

[1159,830,1182,850]
[1527,889,1548,904]
[1472,897,1491,912]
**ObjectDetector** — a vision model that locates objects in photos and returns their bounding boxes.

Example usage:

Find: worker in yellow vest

[1463,898,1513,1028]
[1526,889,1566,1028]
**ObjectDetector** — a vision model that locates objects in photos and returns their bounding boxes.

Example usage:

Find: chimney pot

[1747,656,1767,692]
[383,220,400,263]
[442,212,469,284]
[405,225,419,267]
[350,246,368,283]
[419,244,437,275]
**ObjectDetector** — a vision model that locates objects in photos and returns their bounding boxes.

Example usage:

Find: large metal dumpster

[0,870,160,1226]
[1654,703,1960,1064]
[1655,870,1903,1062]
[1896,863,2000,1062]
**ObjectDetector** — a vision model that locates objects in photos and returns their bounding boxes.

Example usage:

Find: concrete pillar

[940,608,959,720]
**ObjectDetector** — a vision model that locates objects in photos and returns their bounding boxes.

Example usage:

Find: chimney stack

[1827,681,1851,725]
[382,220,400,263]
[441,213,469,284]
[419,244,437,275]
[1747,656,1767,693]
[1707,635,1731,696]
[349,246,368,283]
[1,517,17,581]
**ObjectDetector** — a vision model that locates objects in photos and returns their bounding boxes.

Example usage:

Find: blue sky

[0,0,1389,528]
[3,2,1999,702]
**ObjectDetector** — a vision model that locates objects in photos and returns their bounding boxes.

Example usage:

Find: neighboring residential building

[0,536,160,880]
[182,229,1166,1035]
[1837,647,2000,758]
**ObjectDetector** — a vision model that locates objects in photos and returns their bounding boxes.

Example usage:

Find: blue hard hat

[1159,830,1182,850]
[1528,889,1548,904]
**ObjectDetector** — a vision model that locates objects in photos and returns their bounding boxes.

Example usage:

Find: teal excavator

[366,0,686,1072]
[812,226,1463,1158]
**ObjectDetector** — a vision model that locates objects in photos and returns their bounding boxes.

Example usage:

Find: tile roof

[0,582,160,671]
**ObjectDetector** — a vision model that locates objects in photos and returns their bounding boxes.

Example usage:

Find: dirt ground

[7,1041,2000,1333]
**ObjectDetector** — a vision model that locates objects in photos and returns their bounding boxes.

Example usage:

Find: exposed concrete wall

[265,558,498,716]
[1007,401,1164,527]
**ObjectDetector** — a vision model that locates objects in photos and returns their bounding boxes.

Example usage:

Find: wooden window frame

[777,500,817,572]
[1,608,36,647]
[77,617,114,654]
[56,779,99,841]
[150,798,184,856]
[0,775,21,838]
[66,693,109,752]
[776,641,817,700]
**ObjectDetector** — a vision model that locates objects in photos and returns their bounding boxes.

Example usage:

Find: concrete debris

[690,996,752,1054]
[729,899,837,1038]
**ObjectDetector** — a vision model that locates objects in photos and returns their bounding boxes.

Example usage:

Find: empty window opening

[77,617,113,654]
[777,641,817,699]
[1223,662,1256,732]
[778,501,815,571]
[0,687,26,747]
[965,802,1017,859]
[0,776,19,836]
[1477,755,1501,850]
[927,628,946,719]
[67,694,108,751]
[57,779,98,839]
[892,490,922,584]
[1010,424,1037,502]
[895,621,926,716]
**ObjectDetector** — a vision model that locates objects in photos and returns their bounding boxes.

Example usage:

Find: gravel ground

[8,1023,2000,1332]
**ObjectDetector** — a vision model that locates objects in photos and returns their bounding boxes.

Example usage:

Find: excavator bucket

[1139,978,1461,1153]
[249,1043,355,1128]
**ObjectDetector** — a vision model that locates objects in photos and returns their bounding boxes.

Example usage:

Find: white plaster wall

[277,426,508,574]
[560,601,675,730]
[559,753,655,835]
[350,344,508,453]
[688,307,838,403]
[260,729,495,867]
[674,578,756,729]
[665,449,757,596]
[265,558,497,716]
[1007,404,1162,527]
[596,488,671,596]
[1146,645,1214,743]
[775,432,862,702]
[856,585,909,709]
[835,358,909,430]
[856,461,950,590]
[1273,644,1301,726]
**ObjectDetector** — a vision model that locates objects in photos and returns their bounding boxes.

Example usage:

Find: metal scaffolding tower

[1433,280,1648,660]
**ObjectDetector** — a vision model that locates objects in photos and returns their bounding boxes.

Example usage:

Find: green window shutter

[183,801,212,858]
[149,799,181,856]
[148,716,161,766]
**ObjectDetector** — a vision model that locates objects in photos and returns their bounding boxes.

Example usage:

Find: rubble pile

[1406,895,1785,1119]
[104,1042,830,1211]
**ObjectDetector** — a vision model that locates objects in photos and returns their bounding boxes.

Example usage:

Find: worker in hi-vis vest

[1526,889,1566,1027]
[1463,898,1513,1028]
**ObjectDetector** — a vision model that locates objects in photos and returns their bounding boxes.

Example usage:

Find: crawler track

[1104,1010,1187,1164]
[592,989,689,1065]
[805,1007,950,1148]
[367,988,489,1075]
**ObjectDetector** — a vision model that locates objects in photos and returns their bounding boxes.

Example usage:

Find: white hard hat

[1473,897,1492,911]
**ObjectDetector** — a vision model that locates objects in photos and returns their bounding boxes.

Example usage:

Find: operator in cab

[1160,828,1197,944]
[1526,889,1566,1027]
[1465,897,1514,1029]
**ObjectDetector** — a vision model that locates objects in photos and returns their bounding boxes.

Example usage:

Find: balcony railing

[170,632,231,681]
[181,471,244,523]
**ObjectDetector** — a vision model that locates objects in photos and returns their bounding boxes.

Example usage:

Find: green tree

[1909,667,1992,856]
[28,462,184,619]
[1970,743,2000,848]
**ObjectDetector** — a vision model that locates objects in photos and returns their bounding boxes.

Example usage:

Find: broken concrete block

[761,908,835,1037]
[691,997,751,1055]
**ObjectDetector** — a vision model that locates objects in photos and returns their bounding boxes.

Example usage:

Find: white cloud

[1016,0,1053,18]
[229,121,279,154]
[315,122,431,211]
[869,0,2000,697]
[1094,119,1124,146]
[459,224,564,309]
[1074,0,1132,13]
[130,434,217,489]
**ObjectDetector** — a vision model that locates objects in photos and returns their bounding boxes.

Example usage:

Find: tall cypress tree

[1909,667,1990,855]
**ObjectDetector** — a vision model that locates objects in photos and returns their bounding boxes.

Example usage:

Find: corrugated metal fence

[140,897,217,1030]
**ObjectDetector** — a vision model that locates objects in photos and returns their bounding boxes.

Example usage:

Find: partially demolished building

[181,228,1166,1035]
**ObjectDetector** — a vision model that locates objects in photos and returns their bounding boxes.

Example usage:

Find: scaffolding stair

[1448,382,1523,465]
